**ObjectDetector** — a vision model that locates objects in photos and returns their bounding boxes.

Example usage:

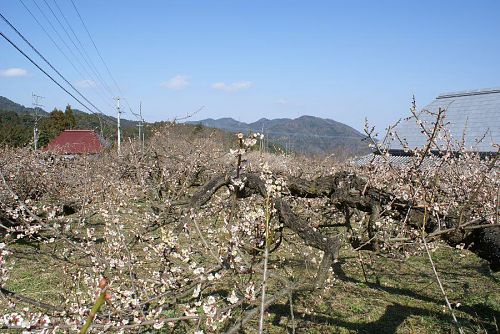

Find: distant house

[355,87,499,166]
[43,130,104,154]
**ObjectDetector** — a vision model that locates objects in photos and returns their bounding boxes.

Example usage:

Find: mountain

[0,96,139,125]
[0,96,141,127]
[188,115,370,157]
[0,96,47,116]
[194,117,247,131]
[1,96,370,157]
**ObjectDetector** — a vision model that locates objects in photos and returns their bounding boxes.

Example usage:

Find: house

[43,130,104,154]
[389,87,499,155]
[355,87,499,166]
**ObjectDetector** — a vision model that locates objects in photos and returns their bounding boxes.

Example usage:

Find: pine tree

[64,104,76,129]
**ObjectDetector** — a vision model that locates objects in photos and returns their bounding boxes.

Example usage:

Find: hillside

[0,96,140,147]
[188,115,370,157]
[0,96,47,116]
[0,96,138,127]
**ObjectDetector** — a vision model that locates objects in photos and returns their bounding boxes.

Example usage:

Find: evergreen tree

[38,108,66,147]
[64,104,76,129]
[49,108,65,132]
[0,110,32,147]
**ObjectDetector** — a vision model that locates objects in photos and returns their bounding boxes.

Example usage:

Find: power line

[19,0,115,111]
[121,97,139,119]
[122,97,140,119]
[0,30,116,125]
[0,11,112,120]
[51,0,115,97]
[25,0,114,111]
[18,0,78,78]
[40,0,105,93]
[69,0,123,96]
[68,0,143,133]
[29,0,96,89]
[35,0,115,104]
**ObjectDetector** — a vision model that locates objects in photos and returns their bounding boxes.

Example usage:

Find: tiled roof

[352,153,440,169]
[43,130,103,154]
[389,88,499,153]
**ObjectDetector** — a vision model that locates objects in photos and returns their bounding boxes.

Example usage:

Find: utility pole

[97,114,103,137]
[136,102,142,146]
[265,132,268,154]
[32,93,44,150]
[136,101,145,151]
[259,125,265,155]
[140,102,145,151]
[288,136,291,156]
[116,97,121,155]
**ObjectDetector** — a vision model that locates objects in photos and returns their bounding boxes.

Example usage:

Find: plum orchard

[0,118,498,333]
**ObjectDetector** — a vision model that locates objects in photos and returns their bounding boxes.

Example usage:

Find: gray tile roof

[352,153,440,169]
[388,88,499,153]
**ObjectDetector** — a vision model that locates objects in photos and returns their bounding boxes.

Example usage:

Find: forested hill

[188,115,371,157]
[0,96,48,116]
[0,96,138,147]
[2,96,371,157]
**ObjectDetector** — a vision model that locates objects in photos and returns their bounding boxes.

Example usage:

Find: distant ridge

[0,96,47,116]
[188,115,370,157]
[0,96,137,126]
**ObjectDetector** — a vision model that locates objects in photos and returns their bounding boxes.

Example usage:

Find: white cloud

[276,98,289,105]
[0,68,27,77]
[211,81,253,92]
[162,75,189,90]
[75,79,97,88]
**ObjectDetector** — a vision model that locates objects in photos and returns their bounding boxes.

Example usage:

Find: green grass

[261,244,500,333]
[3,243,67,306]
[2,236,499,333]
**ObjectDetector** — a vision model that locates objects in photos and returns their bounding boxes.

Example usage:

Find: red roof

[43,130,103,154]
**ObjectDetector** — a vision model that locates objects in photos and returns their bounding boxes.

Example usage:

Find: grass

[262,244,500,333]
[4,243,66,306]
[2,229,499,333]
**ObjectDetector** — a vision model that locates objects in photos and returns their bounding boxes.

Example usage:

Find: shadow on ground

[269,301,498,334]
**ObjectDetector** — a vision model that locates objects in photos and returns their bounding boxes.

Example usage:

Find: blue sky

[1,0,499,131]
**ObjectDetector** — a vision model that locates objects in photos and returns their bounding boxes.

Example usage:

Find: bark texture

[186,171,500,274]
